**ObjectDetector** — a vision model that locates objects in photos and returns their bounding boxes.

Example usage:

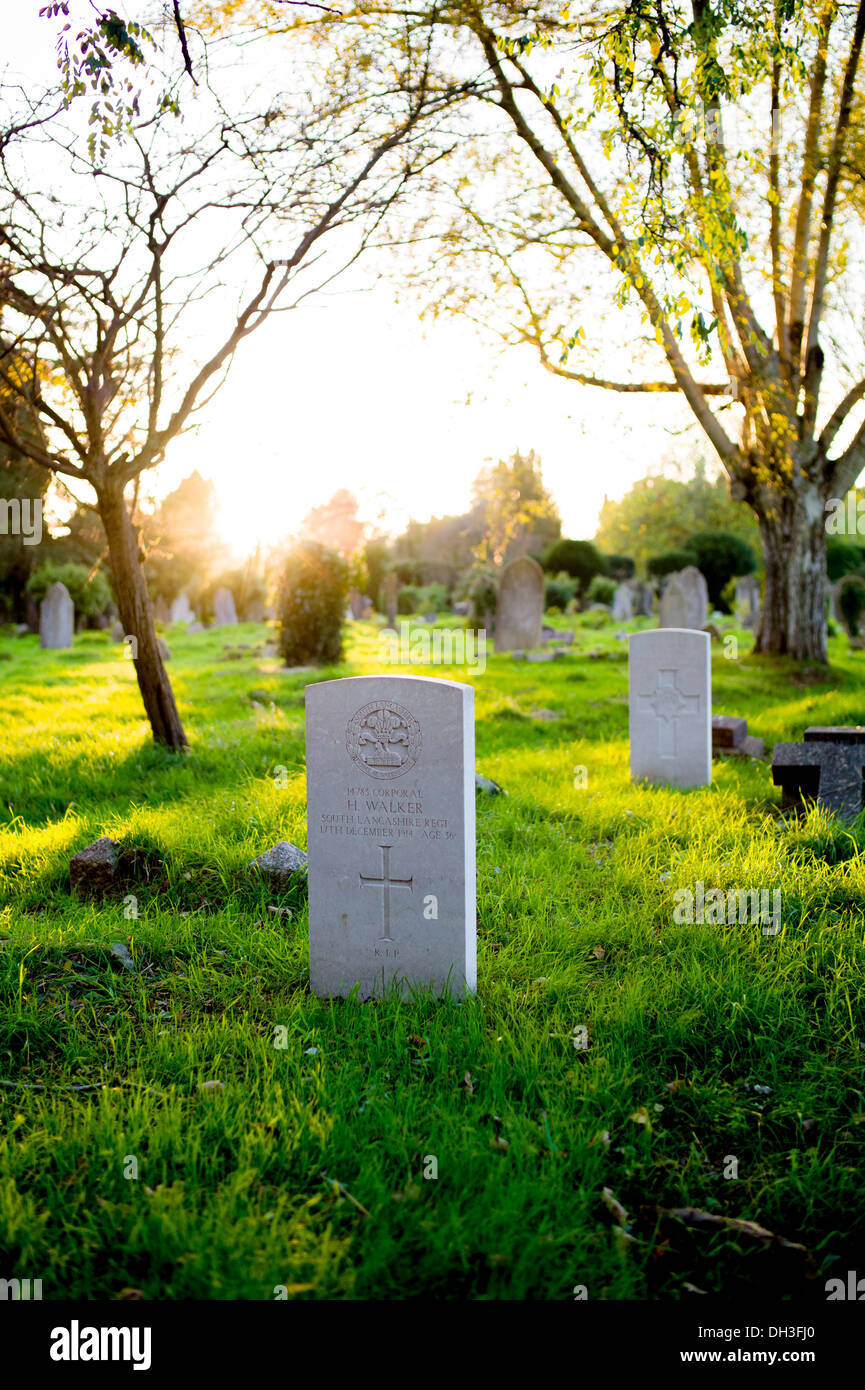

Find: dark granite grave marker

[772,726,865,819]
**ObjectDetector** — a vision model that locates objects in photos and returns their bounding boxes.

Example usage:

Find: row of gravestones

[491,557,764,652]
[36,582,260,649]
[71,625,857,1003]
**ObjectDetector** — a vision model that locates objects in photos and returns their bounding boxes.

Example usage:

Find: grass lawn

[1,615,864,1301]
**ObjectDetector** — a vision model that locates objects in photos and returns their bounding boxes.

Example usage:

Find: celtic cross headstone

[629,629,712,787]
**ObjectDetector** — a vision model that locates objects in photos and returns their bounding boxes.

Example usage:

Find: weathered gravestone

[612,583,634,622]
[170,593,195,624]
[212,587,238,626]
[306,675,476,999]
[110,620,125,643]
[495,555,544,653]
[772,726,865,820]
[39,581,74,650]
[659,567,708,630]
[629,628,712,788]
[632,580,654,617]
[735,576,761,629]
[383,572,398,628]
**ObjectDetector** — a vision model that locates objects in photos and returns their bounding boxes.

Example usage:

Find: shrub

[419,582,448,612]
[542,538,605,593]
[685,530,756,610]
[397,584,422,615]
[826,536,865,583]
[603,554,635,580]
[276,540,348,666]
[838,575,865,637]
[646,550,695,579]
[545,570,577,611]
[26,561,112,617]
[587,574,616,605]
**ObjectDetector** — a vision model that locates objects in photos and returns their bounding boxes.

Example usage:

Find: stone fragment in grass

[712,715,747,749]
[475,772,506,795]
[527,651,554,662]
[70,837,121,897]
[249,840,308,892]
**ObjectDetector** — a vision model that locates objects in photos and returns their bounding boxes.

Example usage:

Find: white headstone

[629,629,711,788]
[170,592,195,624]
[612,583,634,621]
[39,581,74,649]
[212,587,237,626]
[305,674,476,1000]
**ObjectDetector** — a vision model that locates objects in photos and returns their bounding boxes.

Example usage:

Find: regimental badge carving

[346,700,422,779]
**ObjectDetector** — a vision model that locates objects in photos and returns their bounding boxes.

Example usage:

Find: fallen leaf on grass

[630,1106,650,1125]
[463,1071,474,1094]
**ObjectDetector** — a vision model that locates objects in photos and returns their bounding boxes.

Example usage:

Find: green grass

[1,614,864,1300]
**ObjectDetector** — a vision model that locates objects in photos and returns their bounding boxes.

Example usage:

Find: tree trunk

[752,479,828,661]
[98,484,188,750]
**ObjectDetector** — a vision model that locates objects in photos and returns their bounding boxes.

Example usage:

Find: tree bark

[752,477,828,661]
[98,483,188,750]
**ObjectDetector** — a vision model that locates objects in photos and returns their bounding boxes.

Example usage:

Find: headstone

[423,612,438,624]
[25,593,39,632]
[170,593,195,624]
[212,587,238,626]
[153,596,171,624]
[187,621,204,634]
[495,555,544,653]
[383,573,398,628]
[612,583,634,622]
[244,599,265,623]
[452,601,470,617]
[633,581,654,617]
[540,624,556,644]
[110,620,125,643]
[348,590,365,620]
[659,567,708,630]
[629,629,711,788]
[305,674,476,999]
[772,726,865,819]
[735,576,761,629]
[157,637,172,661]
[39,581,74,650]
[475,772,505,796]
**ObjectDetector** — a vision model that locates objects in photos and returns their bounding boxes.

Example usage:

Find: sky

[4,2,710,558]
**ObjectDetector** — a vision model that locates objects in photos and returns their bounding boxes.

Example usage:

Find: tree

[395,0,865,661]
[0,15,465,745]
[684,531,756,610]
[471,449,561,566]
[301,489,366,559]
[541,537,604,596]
[140,472,225,607]
[596,467,760,574]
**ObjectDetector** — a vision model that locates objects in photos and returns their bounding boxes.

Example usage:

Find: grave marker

[39,581,74,650]
[495,555,544,653]
[629,629,711,787]
[305,674,476,999]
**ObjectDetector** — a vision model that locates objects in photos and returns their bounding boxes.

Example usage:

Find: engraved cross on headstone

[360,843,413,942]
[637,668,699,759]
